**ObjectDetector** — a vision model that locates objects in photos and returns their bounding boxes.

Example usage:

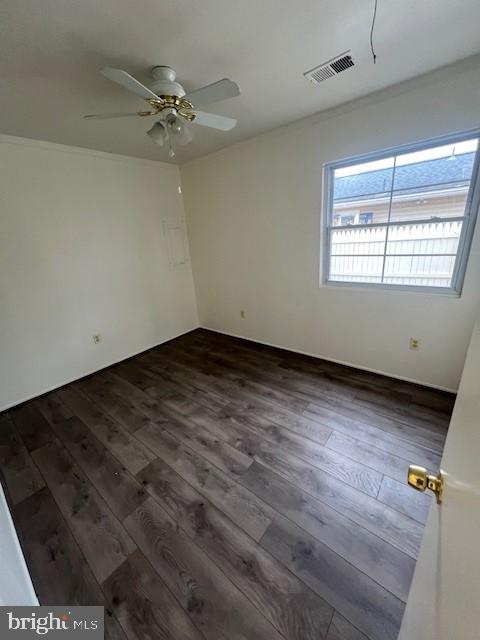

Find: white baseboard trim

[0,326,199,413]
[200,325,457,394]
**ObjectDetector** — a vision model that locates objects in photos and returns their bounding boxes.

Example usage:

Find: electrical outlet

[93,334,102,344]
[240,310,245,319]
[409,337,420,351]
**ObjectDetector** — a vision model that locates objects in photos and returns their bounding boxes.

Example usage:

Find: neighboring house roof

[334,152,475,202]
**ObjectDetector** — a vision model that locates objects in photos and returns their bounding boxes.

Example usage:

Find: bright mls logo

[0,607,104,639]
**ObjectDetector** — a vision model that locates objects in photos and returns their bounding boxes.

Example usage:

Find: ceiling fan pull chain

[166,128,175,158]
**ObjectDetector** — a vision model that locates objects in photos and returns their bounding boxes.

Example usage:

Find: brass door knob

[408,465,445,504]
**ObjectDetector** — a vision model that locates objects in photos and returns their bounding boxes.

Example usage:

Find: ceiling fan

[84,66,241,157]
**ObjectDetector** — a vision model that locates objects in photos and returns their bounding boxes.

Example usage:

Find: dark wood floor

[0,329,453,640]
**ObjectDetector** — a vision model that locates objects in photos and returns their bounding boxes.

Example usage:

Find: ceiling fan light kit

[147,122,166,146]
[84,65,240,157]
[147,115,193,157]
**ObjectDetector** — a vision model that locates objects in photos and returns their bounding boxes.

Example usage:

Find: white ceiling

[1,0,480,164]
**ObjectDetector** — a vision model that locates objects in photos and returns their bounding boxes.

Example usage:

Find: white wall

[0,136,198,410]
[181,56,480,391]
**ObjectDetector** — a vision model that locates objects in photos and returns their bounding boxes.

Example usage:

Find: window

[359,212,373,224]
[322,131,480,293]
[340,214,355,226]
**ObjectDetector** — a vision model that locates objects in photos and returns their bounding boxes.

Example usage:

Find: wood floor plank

[187,329,284,365]
[264,342,439,419]
[277,357,415,411]
[180,337,357,404]
[241,461,415,601]
[109,361,228,433]
[352,384,413,412]
[305,397,445,452]
[226,399,334,446]
[102,550,204,640]
[10,404,55,452]
[378,476,432,525]
[327,613,369,640]
[0,413,44,504]
[107,363,221,429]
[326,431,409,483]
[37,395,148,520]
[304,401,443,467]
[99,369,167,421]
[135,423,274,541]
[407,399,452,426]
[138,351,232,413]
[124,496,285,640]
[351,385,450,433]
[13,488,127,640]
[250,439,423,558]
[57,387,156,475]
[408,389,455,415]
[77,375,153,434]
[143,346,266,404]
[113,360,174,401]
[180,403,265,458]
[137,457,334,640]
[221,407,382,497]
[261,514,405,640]
[303,356,453,414]
[189,336,397,412]
[32,438,136,583]
[260,431,381,497]
[163,345,310,414]
[111,361,231,440]
[231,375,309,414]
[150,405,253,477]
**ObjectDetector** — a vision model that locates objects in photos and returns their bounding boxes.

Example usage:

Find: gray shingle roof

[334,152,475,201]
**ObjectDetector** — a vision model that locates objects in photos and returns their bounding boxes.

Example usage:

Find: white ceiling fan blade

[192,111,237,131]
[185,78,240,107]
[101,67,160,101]
[84,112,146,120]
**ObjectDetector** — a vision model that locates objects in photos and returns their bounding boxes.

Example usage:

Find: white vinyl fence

[330,220,462,286]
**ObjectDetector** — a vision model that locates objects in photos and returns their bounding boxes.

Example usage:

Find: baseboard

[0,326,199,413]
[200,325,457,394]
[3,322,455,413]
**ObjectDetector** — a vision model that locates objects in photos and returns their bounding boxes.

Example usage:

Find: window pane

[383,255,456,287]
[332,199,391,227]
[329,255,384,283]
[332,158,393,227]
[385,220,462,256]
[389,189,470,223]
[330,226,386,256]
[389,139,478,222]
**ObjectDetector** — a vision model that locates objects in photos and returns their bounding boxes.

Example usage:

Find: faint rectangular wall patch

[0,607,104,639]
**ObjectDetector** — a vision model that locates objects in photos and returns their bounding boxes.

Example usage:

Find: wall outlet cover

[409,337,420,351]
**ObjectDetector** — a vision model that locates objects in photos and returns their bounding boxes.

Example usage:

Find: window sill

[321,279,462,298]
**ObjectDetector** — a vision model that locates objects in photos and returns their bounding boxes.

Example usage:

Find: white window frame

[321,129,480,295]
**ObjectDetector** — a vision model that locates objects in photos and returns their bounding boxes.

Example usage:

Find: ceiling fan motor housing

[150,66,186,98]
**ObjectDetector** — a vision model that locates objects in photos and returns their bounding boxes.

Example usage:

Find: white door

[0,484,38,605]
[399,316,480,639]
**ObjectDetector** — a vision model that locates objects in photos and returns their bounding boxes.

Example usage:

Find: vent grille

[304,51,355,84]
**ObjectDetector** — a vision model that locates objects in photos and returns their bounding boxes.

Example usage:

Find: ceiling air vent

[304,51,355,84]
